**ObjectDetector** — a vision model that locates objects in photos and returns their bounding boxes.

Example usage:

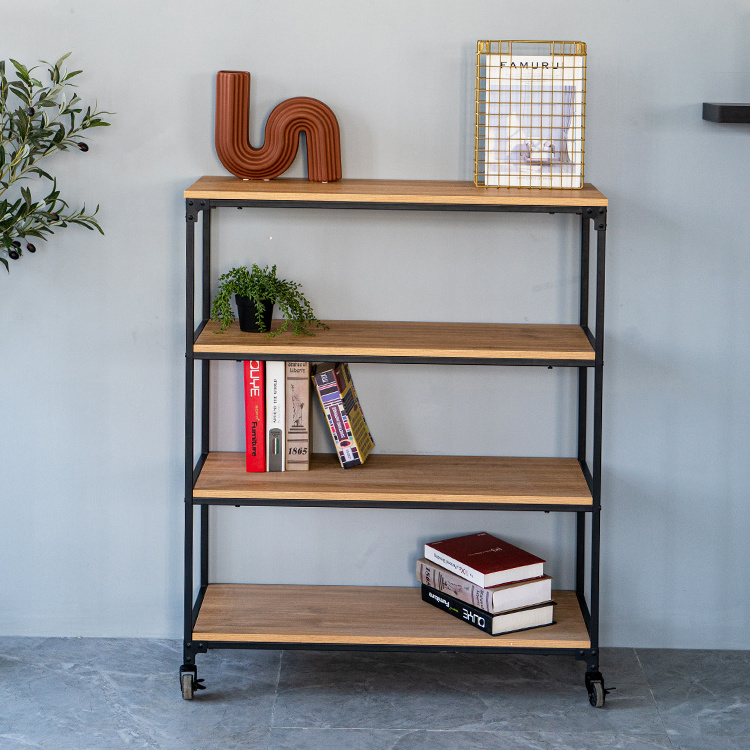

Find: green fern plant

[1,53,111,271]
[211,263,328,337]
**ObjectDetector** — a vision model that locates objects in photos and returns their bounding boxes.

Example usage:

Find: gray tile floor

[1,637,749,749]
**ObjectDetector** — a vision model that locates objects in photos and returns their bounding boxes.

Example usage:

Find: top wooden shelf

[185,177,608,208]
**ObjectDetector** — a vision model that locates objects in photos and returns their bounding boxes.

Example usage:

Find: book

[421,585,554,636]
[312,362,374,468]
[477,47,585,189]
[265,360,285,471]
[416,558,552,615]
[424,532,545,588]
[243,360,265,472]
[285,361,311,471]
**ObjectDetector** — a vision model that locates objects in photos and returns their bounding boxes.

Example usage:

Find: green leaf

[54,52,72,70]
[29,167,53,181]
[9,83,30,103]
[10,59,30,82]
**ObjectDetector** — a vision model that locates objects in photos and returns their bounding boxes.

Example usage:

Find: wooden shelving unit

[182,177,608,705]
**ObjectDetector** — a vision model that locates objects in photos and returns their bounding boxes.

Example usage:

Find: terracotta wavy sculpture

[215,70,342,182]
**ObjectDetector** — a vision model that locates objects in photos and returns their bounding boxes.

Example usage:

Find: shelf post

[589,208,607,654]
[184,202,198,664]
[576,210,591,604]
[574,205,606,666]
[200,206,212,589]
[184,201,213,663]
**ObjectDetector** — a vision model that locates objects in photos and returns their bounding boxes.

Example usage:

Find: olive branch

[1,53,111,271]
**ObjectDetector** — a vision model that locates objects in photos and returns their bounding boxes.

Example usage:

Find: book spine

[265,360,285,471]
[285,361,310,471]
[423,546,484,587]
[416,558,492,612]
[421,585,493,635]
[243,360,265,472]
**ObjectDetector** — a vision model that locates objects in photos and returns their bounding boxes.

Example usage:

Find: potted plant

[210,263,328,337]
[1,53,111,271]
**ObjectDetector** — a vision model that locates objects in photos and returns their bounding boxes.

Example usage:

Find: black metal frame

[182,192,607,690]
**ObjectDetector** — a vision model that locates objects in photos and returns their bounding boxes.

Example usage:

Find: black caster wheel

[585,670,607,708]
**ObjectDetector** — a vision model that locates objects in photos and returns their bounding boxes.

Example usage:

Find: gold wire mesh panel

[475,41,587,189]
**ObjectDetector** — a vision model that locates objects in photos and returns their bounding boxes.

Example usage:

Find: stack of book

[418,531,555,636]
[243,360,374,472]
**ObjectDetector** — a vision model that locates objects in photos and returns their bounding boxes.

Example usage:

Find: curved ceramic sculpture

[215,70,342,182]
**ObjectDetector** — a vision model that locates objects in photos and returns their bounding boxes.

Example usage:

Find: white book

[416,558,552,614]
[265,360,285,471]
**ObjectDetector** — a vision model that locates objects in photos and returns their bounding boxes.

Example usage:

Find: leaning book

[416,558,552,614]
[312,362,374,468]
[421,585,555,636]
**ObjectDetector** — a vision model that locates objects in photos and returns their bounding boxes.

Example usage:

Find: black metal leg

[184,206,197,674]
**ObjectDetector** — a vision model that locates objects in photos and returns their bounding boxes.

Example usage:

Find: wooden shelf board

[194,320,595,362]
[192,584,590,649]
[185,177,607,208]
[193,452,593,507]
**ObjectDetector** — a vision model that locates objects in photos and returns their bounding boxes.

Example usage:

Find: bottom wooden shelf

[192,584,590,649]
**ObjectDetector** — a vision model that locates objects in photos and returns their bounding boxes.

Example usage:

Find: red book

[424,532,545,588]
[243,360,265,472]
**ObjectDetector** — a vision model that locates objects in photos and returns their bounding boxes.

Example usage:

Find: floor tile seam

[634,647,676,749]
[267,726,674,738]
[269,651,284,727]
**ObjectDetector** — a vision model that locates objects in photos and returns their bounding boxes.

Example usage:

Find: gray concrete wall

[2,0,749,647]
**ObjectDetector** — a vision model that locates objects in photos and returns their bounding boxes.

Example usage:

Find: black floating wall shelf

[703,103,750,123]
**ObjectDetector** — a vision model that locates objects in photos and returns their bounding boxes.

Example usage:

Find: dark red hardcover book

[424,532,545,588]
[243,360,265,472]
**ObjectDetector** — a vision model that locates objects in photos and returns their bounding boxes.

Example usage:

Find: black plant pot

[235,295,274,333]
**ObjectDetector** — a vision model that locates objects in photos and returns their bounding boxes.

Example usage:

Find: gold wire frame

[474,41,587,189]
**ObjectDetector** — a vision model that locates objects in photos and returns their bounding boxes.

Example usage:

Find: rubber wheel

[181,672,194,700]
[588,680,605,707]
